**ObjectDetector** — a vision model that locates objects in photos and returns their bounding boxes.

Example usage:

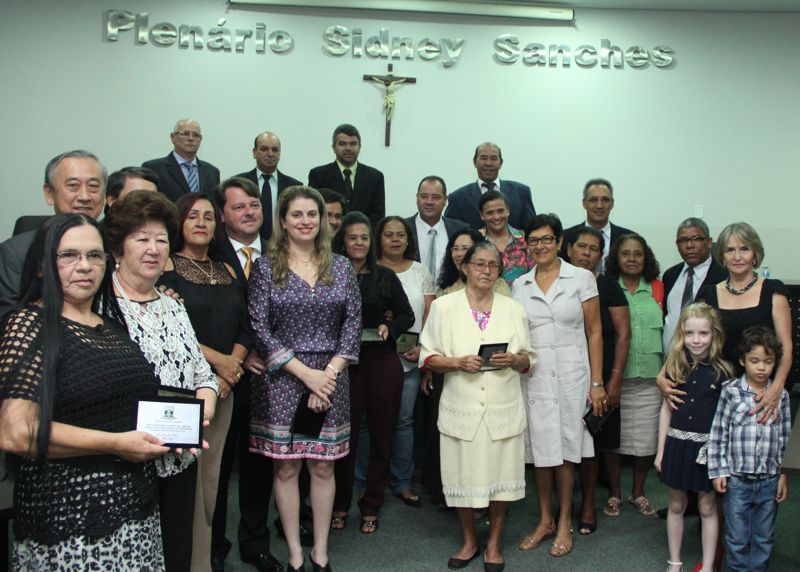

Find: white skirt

[441,419,526,508]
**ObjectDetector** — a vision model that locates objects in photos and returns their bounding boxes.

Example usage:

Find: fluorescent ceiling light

[228,1,575,22]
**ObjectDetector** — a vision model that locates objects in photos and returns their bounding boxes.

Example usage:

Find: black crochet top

[0,306,159,544]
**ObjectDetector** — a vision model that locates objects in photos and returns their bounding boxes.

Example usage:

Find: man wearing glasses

[143,118,220,202]
[560,178,634,273]
[661,217,728,349]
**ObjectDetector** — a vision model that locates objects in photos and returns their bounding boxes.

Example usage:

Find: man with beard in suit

[210,176,282,572]
[143,118,220,202]
[308,123,385,226]
[404,175,468,285]
[560,178,634,274]
[445,142,536,230]
[236,132,302,240]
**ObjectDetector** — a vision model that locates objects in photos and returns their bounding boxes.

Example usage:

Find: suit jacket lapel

[167,154,190,195]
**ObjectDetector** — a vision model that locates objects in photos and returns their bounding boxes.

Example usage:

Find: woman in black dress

[159,192,251,570]
[0,214,169,570]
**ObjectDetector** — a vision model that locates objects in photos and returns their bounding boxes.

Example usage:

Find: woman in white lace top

[105,190,218,572]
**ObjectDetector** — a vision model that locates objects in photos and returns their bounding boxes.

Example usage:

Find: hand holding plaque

[136,396,204,448]
[477,343,509,371]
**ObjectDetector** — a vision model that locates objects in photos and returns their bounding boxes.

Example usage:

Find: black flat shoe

[395,490,422,507]
[483,552,505,572]
[447,547,480,570]
[242,552,283,572]
[310,555,332,572]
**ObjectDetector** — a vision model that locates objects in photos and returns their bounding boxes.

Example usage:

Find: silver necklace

[113,271,173,340]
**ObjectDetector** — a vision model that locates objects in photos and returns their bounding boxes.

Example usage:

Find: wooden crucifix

[363,64,417,147]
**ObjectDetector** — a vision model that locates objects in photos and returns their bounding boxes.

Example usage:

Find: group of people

[0,122,794,572]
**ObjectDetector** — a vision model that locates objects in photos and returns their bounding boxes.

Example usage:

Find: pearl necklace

[724,271,758,295]
[112,271,178,352]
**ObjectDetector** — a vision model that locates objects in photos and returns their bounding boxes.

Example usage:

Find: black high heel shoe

[310,555,332,572]
[286,561,306,572]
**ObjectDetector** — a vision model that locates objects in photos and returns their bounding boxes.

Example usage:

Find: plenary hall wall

[1,0,798,278]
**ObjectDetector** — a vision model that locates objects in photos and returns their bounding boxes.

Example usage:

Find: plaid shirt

[707,375,792,479]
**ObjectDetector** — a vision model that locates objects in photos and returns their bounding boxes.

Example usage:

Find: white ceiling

[527,0,800,11]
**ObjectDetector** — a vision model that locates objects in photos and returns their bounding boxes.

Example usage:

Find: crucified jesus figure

[363,64,417,146]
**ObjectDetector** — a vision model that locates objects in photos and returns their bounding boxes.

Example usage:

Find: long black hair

[12,214,111,462]
[374,215,416,260]
[436,228,486,290]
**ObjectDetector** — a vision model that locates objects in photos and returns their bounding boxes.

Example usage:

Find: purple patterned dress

[248,254,362,460]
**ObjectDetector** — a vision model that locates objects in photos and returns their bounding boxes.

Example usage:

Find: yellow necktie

[241,246,254,279]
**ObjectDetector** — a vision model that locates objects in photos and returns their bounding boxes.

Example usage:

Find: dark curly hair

[437,228,486,290]
[104,190,180,258]
[605,233,660,282]
[374,216,416,260]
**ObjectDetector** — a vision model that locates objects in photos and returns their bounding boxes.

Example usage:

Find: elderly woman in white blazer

[420,242,535,572]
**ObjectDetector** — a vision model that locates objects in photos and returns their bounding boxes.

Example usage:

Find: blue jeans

[355,368,420,494]
[723,474,778,572]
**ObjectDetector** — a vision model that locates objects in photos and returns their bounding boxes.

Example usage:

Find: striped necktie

[241,246,254,279]
[186,163,199,193]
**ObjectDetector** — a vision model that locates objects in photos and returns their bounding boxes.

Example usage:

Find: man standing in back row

[308,123,385,226]
[560,178,634,274]
[237,131,302,239]
[143,118,220,202]
[445,142,536,230]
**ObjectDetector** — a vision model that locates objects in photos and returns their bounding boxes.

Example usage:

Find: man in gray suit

[142,118,220,202]
[444,142,536,230]
[0,150,107,318]
[405,175,468,285]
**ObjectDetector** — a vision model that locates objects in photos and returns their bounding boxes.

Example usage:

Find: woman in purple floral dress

[248,186,361,572]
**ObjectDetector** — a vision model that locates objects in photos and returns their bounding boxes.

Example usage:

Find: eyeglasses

[469,261,501,273]
[676,235,706,246]
[174,130,202,139]
[526,235,557,246]
[56,250,109,266]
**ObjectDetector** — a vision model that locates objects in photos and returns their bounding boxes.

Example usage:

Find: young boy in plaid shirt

[708,326,791,572]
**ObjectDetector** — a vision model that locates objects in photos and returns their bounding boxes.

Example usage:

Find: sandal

[628,495,656,517]
[602,496,621,517]
[549,528,573,557]
[360,517,379,534]
[666,560,683,572]
[329,514,347,530]
[518,523,556,551]
[577,520,597,535]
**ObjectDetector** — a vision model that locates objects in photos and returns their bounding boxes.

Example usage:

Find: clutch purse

[583,407,613,437]
[291,393,328,438]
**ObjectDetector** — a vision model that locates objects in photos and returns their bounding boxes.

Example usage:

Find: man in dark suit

[404,175,468,285]
[444,142,536,230]
[236,132,303,240]
[307,123,385,226]
[0,149,107,319]
[560,178,635,273]
[210,177,282,572]
[661,217,727,349]
[142,118,220,202]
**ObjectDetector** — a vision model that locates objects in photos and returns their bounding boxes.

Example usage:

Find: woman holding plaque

[248,187,361,572]
[159,192,251,570]
[419,241,535,572]
[375,215,435,508]
[104,191,219,572]
[0,214,169,570]
[331,211,414,535]
[512,214,605,558]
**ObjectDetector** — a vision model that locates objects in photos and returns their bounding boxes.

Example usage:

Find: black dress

[659,361,724,492]
[596,273,629,451]
[700,278,788,375]
[159,255,251,355]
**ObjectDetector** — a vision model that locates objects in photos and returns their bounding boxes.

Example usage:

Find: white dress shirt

[662,255,713,350]
[228,236,262,270]
[415,215,448,284]
[478,178,500,194]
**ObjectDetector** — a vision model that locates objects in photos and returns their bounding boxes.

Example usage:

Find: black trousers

[159,462,198,572]
[422,372,444,501]
[212,376,274,561]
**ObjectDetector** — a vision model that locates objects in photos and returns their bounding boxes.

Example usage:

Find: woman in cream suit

[420,242,535,572]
